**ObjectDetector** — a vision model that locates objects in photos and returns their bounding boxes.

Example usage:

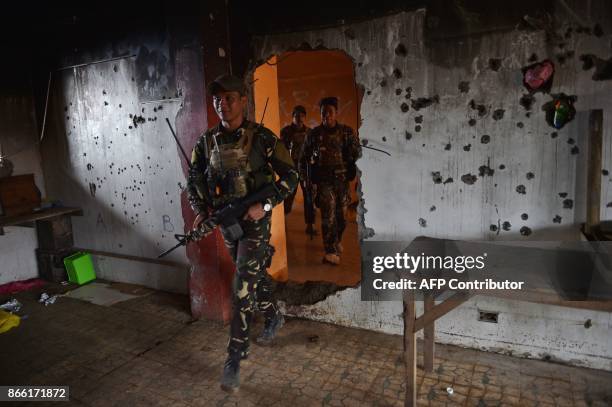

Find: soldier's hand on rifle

[243,202,266,221]
[193,213,206,231]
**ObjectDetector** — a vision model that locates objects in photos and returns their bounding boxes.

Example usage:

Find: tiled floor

[1,286,611,406]
[284,190,361,287]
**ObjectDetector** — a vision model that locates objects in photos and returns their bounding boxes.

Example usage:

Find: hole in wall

[252,49,363,292]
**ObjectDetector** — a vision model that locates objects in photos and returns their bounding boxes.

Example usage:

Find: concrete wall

[38,18,206,294]
[0,93,46,285]
[254,6,612,371]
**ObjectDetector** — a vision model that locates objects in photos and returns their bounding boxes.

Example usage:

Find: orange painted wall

[277,50,359,134]
[253,56,288,282]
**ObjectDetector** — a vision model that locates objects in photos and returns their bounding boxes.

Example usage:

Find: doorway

[253,50,361,287]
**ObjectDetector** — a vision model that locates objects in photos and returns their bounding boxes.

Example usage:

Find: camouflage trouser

[316,180,350,254]
[221,215,279,359]
[284,179,316,225]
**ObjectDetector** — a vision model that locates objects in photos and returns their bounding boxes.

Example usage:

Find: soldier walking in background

[300,97,361,265]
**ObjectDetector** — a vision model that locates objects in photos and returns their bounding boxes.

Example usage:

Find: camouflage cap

[207,74,246,95]
[319,96,338,109]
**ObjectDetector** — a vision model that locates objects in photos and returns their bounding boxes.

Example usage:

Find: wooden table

[401,238,612,406]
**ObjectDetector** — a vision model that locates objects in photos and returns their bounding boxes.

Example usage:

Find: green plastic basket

[63,252,96,285]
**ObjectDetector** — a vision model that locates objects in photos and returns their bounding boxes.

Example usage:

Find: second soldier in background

[301,97,361,265]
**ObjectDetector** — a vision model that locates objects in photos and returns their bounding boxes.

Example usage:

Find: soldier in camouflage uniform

[186,75,298,392]
[301,97,361,265]
[280,105,317,235]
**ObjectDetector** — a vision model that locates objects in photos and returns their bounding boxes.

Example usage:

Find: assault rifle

[158,183,279,258]
[303,161,316,240]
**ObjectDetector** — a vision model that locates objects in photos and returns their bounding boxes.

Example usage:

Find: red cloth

[0,278,47,295]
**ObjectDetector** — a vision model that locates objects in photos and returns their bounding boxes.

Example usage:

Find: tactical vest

[314,125,347,178]
[205,123,274,207]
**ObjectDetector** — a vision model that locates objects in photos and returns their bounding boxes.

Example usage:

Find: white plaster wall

[256,9,612,370]
[40,58,189,293]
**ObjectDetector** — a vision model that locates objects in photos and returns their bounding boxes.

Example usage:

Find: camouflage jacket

[187,120,298,215]
[280,123,310,167]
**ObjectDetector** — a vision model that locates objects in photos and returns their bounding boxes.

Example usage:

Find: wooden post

[585,110,603,236]
[403,292,417,407]
[423,293,435,372]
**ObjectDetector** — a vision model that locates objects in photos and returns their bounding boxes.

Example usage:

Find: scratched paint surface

[41,58,187,267]
[254,9,612,370]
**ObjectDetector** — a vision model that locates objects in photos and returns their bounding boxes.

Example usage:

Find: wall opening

[253,50,362,288]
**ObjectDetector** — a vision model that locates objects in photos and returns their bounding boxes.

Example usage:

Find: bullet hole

[133,115,146,128]
[113,65,118,72]
[400,103,409,113]
[490,224,498,232]
[83,153,87,157]
[415,125,422,132]
[444,143,451,151]
[64,106,68,112]
[519,94,535,111]
[129,126,133,129]
[520,226,532,236]
[104,101,108,106]
[468,119,477,126]
[89,183,97,197]
[602,169,609,176]
[395,43,407,57]
[380,79,387,87]
[392,68,402,79]
[521,213,529,220]
[551,132,558,139]
[516,185,526,194]
[405,87,412,98]
[559,192,567,198]
[382,136,387,142]
[415,115,423,124]
[418,218,427,227]
[514,121,524,129]
[366,90,371,95]
[458,81,470,93]
[395,88,402,95]
[580,54,595,70]
[468,100,488,117]
[432,172,443,184]
[461,173,478,185]
[489,58,502,71]
[567,138,575,145]
[157,105,163,111]
[502,221,511,231]
[443,177,453,184]
[492,109,505,120]
[563,199,574,209]
[553,215,562,223]
[528,53,538,62]
[430,205,436,212]
[499,164,505,170]
[481,135,491,144]
[405,131,412,140]
[411,95,439,111]
[478,165,494,177]
[525,112,532,118]
[86,163,93,171]
[571,146,580,155]
[463,144,471,152]
[526,172,535,180]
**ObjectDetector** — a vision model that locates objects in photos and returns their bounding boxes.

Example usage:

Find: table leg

[424,293,435,372]
[403,293,417,407]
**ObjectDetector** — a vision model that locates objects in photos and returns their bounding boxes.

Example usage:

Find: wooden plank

[585,110,603,236]
[414,292,471,332]
[403,291,417,407]
[423,293,435,372]
[0,207,83,227]
[74,247,189,271]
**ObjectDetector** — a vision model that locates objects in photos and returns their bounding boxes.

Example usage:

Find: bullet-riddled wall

[253,6,612,370]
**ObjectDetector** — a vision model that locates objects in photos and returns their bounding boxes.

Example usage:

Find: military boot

[220,354,241,393]
[323,253,340,265]
[255,312,284,346]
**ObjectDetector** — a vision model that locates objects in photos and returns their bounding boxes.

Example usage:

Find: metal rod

[57,54,137,71]
[40,72,52,142]
[260,97,269,126]
[362,144,391,156]
[74,247,188,270]
[165,118,192,168]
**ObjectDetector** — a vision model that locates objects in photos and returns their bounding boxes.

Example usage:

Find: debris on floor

[0,309,20,334]
[0,298,22,313]
[39,292,58,306]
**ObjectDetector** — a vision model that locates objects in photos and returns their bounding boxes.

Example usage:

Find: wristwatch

[263,202,273,212]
